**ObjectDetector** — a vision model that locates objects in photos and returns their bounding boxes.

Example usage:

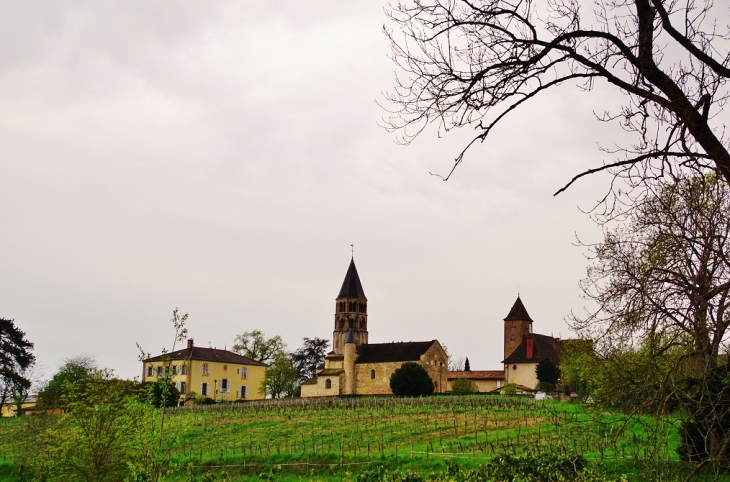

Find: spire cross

[350,244,354,258]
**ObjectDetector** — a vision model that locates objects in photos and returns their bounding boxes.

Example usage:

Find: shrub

[450,378,478,394]
[502,383,517,395]
[389,363,434,397]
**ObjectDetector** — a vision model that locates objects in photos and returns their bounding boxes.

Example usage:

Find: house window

[221,379,229,393]
[201,363,210,376]
[180,382,187,394]
[171,365,177,375]
[325,379,332,389]
[371,369,375,379]
[180,364,187,375]
[238,367,248,379]
[200,382,209,396]
[147,366,153,377]
[239,386,248,399]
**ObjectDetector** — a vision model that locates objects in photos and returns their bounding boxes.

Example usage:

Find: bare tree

[383,0,730,194]
[572,173,730,468]
[233,330,286,365]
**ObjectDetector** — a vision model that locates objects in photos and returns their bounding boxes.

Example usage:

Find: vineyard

[0,394,709,481]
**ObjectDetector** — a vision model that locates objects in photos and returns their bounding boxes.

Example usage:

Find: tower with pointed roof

[333,258,369,354]
[503,296,533,361]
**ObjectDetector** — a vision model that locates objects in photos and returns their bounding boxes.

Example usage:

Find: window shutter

[199,383,203,395]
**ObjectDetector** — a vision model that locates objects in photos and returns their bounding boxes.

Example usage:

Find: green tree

[22,372,150,482]
[384,1,730,191]
[260,352,298,399]
[37,356,95,410]
[573,174,730,466]
[291,337,329,383]
[233,329,285,365]
[451,378,478,394]
[536,358,561,390]
[0,318,35,415]
[390,362,434,397]
[464,357,471,372]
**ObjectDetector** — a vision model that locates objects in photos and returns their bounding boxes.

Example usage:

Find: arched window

[371,369,375,379]
[510,334,515,340]
[325,379,332,389]
[360,320,365,330]
[339,319,344,330]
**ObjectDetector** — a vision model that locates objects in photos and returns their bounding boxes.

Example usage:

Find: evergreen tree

[464,357,471,372]
[0,318,35,414]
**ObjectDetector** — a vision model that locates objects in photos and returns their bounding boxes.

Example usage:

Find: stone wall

[300,373,344,397]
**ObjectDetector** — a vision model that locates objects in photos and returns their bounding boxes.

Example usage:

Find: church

[300,258,448,397]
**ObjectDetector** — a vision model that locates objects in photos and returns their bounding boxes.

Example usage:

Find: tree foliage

[233,329,286,365]
[291,337,329,383]
[384,0,730,193]
[0,318,35,414]
[390,362,435,397]
[451,378,478,394]
[573,174,730,466]
[260,352,298,399]
[37,357,95,410]
[536,358,561,386]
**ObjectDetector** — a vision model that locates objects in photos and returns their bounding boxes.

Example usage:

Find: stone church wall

[300,373,344,398]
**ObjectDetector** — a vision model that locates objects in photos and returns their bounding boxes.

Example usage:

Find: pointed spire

[504,296,533,322]
[337,258,367,300]
[345,328,356,344]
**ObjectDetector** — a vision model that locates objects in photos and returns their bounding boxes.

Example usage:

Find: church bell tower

[333,258,368,354]
[503,296,533,361]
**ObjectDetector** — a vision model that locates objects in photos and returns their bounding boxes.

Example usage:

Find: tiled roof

[355,341,438,364]
[448,370,505,380]
[504,296,533,322]
[146,346,267,367]
[337,258,367,300]
[318,368,345,376]
[502,334,562,364]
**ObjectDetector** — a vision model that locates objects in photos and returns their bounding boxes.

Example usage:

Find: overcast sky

[0,1,642,382]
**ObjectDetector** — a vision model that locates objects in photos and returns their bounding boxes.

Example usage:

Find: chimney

[187,339,194,349]
[526,335,534,359]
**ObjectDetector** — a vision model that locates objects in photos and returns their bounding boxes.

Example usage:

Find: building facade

[142,339,267,402]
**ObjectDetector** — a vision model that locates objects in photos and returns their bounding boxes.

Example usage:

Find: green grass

[1,395,725,481]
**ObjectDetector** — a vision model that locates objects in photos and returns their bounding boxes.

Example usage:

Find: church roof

[355,341,438,364]
[502,333,562,365]
[503,296,533,322]
[337,258,367,300]
[345,328,356,344]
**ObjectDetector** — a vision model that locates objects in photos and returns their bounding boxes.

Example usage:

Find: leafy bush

[450,378,478,394]
[389,362,434,397]
[502,383,517,395]
[140,380,180,408]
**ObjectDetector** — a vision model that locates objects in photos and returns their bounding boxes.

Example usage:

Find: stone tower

[503,296,533,361]
[333,258,368,355]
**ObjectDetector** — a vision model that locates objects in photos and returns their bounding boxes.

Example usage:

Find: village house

[142,339,267,402]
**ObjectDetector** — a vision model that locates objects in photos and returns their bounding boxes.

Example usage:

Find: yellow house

[143,339,267,402]
[1,396,37,417]
[447,370,505,392]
